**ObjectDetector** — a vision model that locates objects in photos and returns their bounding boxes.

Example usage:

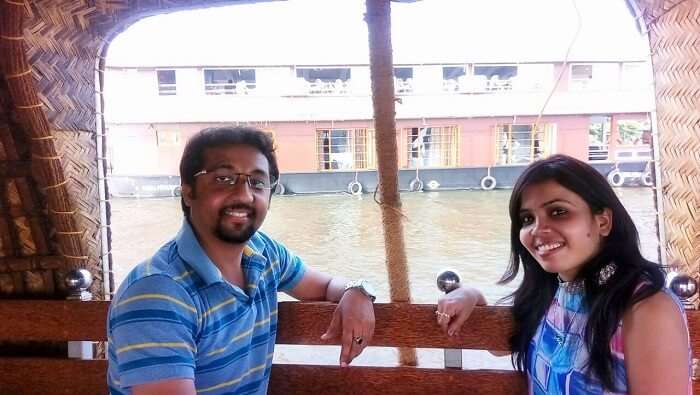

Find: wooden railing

[0,300,697,394]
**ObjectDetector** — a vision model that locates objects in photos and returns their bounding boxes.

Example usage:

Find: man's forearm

[325,276,350,302]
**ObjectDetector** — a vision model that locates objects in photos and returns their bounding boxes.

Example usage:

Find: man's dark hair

[179,126,279,219]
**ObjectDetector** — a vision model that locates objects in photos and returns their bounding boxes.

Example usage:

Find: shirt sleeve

[271,240,306,292]
[108,274,199,388]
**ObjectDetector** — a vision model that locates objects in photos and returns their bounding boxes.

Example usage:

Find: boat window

[442,66,466,91]
[203,68,256,95]
[588,115,612,161]
[296,68,351,95]
[394,67,414,94]
[317,128,374,170]
[405,127,459,168]
[495,124,555,165]
[156,69,177,96]
[473,65,518,91]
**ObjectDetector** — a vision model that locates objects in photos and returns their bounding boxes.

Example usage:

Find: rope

[42,179,69,191]
[372,183,410,222]
[15,103,43,109]
[533,0,582,134]
[50,208,77,215]
[31,153,62,160]
[30,135,56,141]
[56,230,84,235]
[0,35,23,41]
[6,69,31,79]
[61,254,89,260]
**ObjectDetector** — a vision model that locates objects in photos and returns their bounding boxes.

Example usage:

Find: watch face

[360,280,376,298]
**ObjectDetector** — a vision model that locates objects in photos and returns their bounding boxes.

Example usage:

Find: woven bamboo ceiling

[0,0,697,300]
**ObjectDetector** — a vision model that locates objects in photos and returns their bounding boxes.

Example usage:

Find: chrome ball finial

[669,273,698,300]
[437,269,461,294]
[64,268,93,292]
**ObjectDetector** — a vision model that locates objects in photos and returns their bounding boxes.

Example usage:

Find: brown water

[109,188,658,367]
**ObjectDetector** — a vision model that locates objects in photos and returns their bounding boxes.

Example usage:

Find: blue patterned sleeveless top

[526,283,691,394]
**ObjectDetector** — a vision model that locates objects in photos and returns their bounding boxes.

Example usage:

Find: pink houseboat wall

[106,112,650,177]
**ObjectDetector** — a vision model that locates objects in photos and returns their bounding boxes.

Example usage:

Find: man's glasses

[193,167,277,191]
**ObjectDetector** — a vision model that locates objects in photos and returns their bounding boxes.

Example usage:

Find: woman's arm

[436,285,510,356]
[623,291,690,395]
[436,284,487,336]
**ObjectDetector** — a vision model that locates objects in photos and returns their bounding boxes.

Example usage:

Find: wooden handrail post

[437,270,463,369]
[65,269,94,359]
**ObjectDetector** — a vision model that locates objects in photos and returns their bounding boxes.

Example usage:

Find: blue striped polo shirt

[107,220,306,394]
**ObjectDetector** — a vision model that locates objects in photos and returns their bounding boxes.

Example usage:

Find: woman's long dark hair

[499,154,665,391]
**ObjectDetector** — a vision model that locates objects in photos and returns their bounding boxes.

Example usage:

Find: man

[108,126,376,394]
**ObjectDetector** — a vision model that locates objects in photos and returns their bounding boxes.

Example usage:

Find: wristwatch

[344,279,376,303]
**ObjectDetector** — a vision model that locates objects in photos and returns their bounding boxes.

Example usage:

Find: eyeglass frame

[192,167,278,191]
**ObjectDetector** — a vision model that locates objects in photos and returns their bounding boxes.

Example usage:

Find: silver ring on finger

[353,336,364,345]
[435,311,451,320]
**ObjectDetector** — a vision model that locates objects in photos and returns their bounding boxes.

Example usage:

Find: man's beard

[214,209,258,244]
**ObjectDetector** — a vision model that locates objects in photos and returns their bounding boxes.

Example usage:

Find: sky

[107,0,649,67]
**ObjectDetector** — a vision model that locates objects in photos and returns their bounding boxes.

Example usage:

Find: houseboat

[103,0,656,196]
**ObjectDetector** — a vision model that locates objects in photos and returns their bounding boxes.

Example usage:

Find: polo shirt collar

[175,220,268,288]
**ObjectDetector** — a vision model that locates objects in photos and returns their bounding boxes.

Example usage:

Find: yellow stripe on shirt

[202,298,236,318]
[117,341,196,354]
[204,310,278,357]
[117,293,197,314]
[206,327,255,357]
[173,270,193,282]
[263,260,280,276]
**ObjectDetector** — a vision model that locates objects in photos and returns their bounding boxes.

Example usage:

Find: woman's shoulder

[621,289,691,393]
[624,288,687,332]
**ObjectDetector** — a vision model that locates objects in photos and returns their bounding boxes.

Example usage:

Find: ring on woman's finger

[353,336,364,345]
[434,311,451,319]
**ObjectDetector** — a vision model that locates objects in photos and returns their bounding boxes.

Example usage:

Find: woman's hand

[435,285,487,337]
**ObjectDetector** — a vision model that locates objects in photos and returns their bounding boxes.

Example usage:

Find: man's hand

[436,285,486,337]
[320,289,375,367]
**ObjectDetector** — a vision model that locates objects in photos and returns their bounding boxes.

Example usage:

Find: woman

[436,154,690,394]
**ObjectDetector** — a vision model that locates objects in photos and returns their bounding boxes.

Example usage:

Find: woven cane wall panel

[634,0,691,21]
[1,65,59,297]
[644,0,700,279]
[23,0,102,132]
[53,130,103,298]
[0,78,23,162]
